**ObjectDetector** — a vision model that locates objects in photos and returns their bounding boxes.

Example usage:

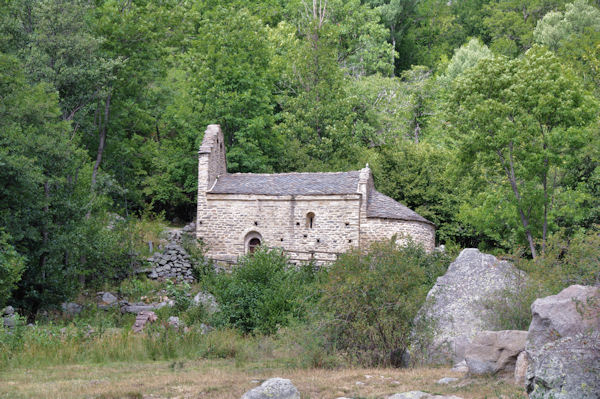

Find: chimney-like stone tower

[197,125,227,240]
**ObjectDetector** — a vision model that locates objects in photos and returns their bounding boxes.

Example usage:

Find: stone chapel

[197,124,435,264]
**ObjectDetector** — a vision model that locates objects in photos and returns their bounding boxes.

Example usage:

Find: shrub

[210,247,321,334]
[481,228,600,330]
[319,239,450,367]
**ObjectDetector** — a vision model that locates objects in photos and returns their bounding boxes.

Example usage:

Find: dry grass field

[0,359,527,399]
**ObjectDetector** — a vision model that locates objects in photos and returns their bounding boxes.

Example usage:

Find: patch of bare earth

[0,360,526,399]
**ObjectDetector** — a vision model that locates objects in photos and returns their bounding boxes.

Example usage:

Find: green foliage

[483,0,569,56]
[370,141,480,247]
[319,239,450,367]
[482,228,600,330]
[440,38,493,85]
[165,281,192,312]
[210,248,321,334]
[0,231,25,309]
[448,47,597,256]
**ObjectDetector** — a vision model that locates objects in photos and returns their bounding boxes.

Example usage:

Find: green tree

[440,38,493,85]
[0,230,25,309]
[448,47,597,257]
[483,0,569,56]
[0,53,88,314]
[183,6,280,173]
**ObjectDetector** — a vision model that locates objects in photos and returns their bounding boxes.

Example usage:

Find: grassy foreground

[0,359,526,399]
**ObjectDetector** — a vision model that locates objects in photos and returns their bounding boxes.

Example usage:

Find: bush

[481,228,600,330]
[210,247,321,334]
[319,239,450,367]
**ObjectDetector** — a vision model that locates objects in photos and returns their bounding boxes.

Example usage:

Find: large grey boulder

[417,248,524,364]
[526,284,599,353]
[527,332,600,398]
[526,285,600,398]
[101,292,118,305]
[464,330,527,375]
[241,378,300,399]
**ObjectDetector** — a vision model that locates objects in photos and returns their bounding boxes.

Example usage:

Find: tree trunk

[91,92,111,190]
[498,146,537,258]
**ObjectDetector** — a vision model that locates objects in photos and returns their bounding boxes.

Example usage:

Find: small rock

[193,291,219,314]
[199,323,213,335]
[2,305,15,316]
[3,316,16,329]
[436,377,459,385]
[168,316,181,329]
[387,392,431,399]
[61,302,83,316]
[355,381,365,386]
[132,310,157,333]
[514,351,528,387]
[101,292,118,305]
[451,360,468,373]
[240,377,300,399]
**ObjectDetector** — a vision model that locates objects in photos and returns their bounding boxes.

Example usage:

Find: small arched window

[306,212,315,229]
[244,231,263,254]
[248,238,261,253]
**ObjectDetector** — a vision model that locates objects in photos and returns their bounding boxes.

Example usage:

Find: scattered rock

[387,392,463,399]
[514,351,529,387]
[101,292,118,305]
[132,310,157,333]
[450,360,468,373]
[417,248,525,365]
[199,323,213,335]
[525,285,600,398]
[387,393,430,399]
[2,305,14,316]
[182,222,195,232]
[465,330,527,376]
[61,302,83,316]
[168,316,182,330]
[436,377,459,385]
[193,291,219,314]
[121,302,169,314]
[3,315,16,329]
[355,381,365,386]
[240,377,300,399]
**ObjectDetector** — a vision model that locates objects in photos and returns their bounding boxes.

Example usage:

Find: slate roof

[209,171,361,196]
[366,189,433,225]
[208,171,433,225]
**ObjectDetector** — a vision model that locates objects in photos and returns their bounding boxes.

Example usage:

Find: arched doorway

[244,231,263,254]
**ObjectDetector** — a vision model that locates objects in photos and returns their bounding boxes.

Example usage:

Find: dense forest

[1,0,599,314]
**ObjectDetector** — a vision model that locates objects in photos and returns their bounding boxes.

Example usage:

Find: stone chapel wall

[199,194,361,262]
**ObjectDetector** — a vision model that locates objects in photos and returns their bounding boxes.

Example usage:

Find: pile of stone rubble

[144,229,195,283]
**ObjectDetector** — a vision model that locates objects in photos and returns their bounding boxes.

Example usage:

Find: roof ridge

[222,170,360,177]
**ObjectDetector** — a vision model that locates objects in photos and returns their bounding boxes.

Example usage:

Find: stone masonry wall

[197,194,362,263]
[360,217,436,252]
